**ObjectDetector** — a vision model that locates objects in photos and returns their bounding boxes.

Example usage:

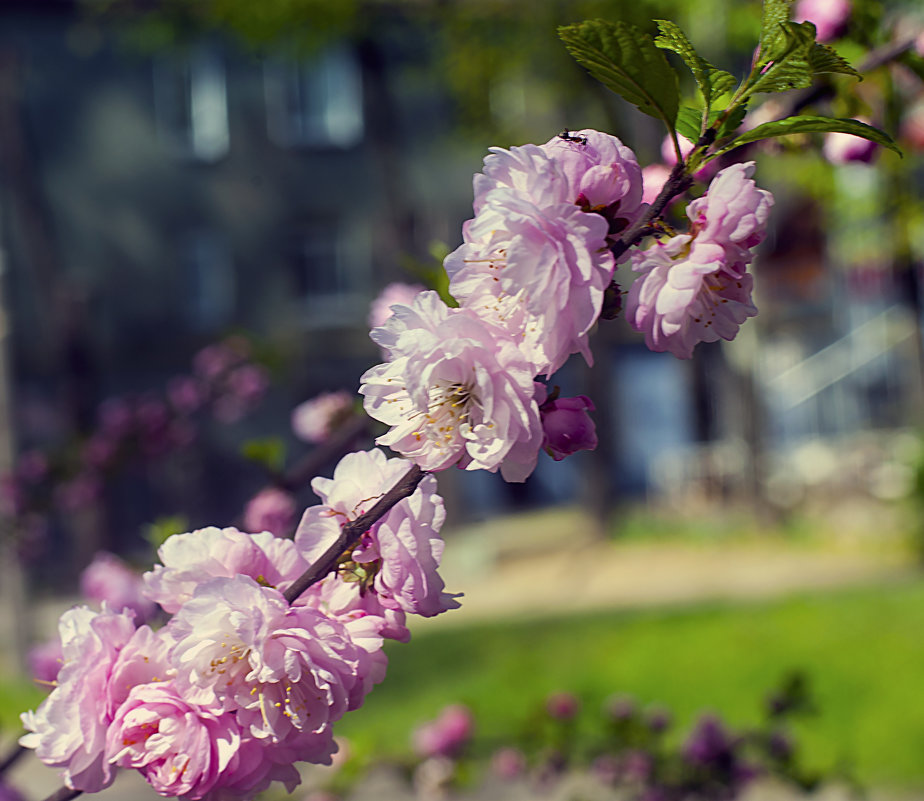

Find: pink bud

[539,395,597,460]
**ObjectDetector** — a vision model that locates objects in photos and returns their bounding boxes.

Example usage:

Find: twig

[283,463,426,603]
[41,787,81,801]
[0,743,25,776]
[277,414,371,492]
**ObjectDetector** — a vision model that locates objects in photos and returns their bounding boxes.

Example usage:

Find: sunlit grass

[342,578,924,788]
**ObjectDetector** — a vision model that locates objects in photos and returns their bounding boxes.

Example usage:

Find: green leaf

[144,515,190,549]
[654,19,737,106]
[750,21,815,94]
[758,0,795,64]
[716,104,748,139]
[809,42,861,78]
[675,106,704,142]
[242,437,287,472]
[559,19,679,131]
[715,115,902,157]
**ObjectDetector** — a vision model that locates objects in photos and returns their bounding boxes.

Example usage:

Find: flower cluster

[362,134,772,481]
[20,448,456,799]
[626,163,773,359]
[362,130,649,481]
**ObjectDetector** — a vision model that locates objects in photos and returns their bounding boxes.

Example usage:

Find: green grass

[340,578,924,788]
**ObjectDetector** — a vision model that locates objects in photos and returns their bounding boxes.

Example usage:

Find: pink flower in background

[243,487,296,536]
[80,552,157,623]
[823,129,877,164]
[17,450,48,484]
[412,705,474,759]
[546,691,580,720]
[368,282,427,329]
[492,747,527,780]
[794,0,851,41]
[641,164,672,206]
[538,391,598,461]
[28,638,63,685]
[143,526,309,614]
[296,449,459,619]
[20,606,138,792]
[167,375,205,415]
[291,390,354,444]
[361,292,543,481]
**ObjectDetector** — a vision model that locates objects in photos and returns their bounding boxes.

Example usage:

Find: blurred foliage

[339,579,924,787]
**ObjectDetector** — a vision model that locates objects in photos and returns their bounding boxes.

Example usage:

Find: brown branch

[277,414,371,492]
[283,463,426,603]
[0,743,25,775]
[41,787,81,801]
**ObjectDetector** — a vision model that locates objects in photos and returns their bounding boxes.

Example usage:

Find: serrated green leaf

[654,19,737,106]
[716,104,748,139]
[708,69,737,99]
[242,437,287,472]
[715,115,901,157]
[809,42,861,78]
[675,106,703,142]
[750,21,815,94]
[559,19,679,130]
[758,0,795,64]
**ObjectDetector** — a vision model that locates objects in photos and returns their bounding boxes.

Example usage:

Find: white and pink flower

[143,527,309,614]
[361,292,543,481]
[296,449,459,620]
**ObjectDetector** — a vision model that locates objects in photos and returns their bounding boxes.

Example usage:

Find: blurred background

[0,0,923,798]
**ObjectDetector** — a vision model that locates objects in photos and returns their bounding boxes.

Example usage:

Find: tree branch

[283,463,426,603]
[41,787,81,801]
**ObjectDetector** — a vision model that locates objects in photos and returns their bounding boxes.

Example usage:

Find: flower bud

[539,395,597,460]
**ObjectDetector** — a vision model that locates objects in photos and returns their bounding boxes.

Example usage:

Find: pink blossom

[0,783,24,801]
[492,747,527,780]
[538,391,597,461]
[106,681,241,799]
[794,0,851,41]
[143,526,310,614]
[28,638,63,686]
[473,129,643,219]
[80,552,157,623]
[444,194,615,376]
[686,162,774,264]
[54,473,101,513]
[168,576,383,748]
[546,691,580,720]
[626,163,771,359]
[626,234,758,358]
[167,375,205,414]
[291,390,354,444]
[360,292,543,481]
[17,450,48,484]
[412,705,474,758]
[295,449,459,619]
[823,130,877,164]
[369,282,427,329]
[243,487,297,536]
[20,606,138,792]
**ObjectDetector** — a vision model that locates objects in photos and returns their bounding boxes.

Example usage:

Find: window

[154,47,229,162]
[264,46,363,149]
[288,220,370,326]
[180,229,234,332]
